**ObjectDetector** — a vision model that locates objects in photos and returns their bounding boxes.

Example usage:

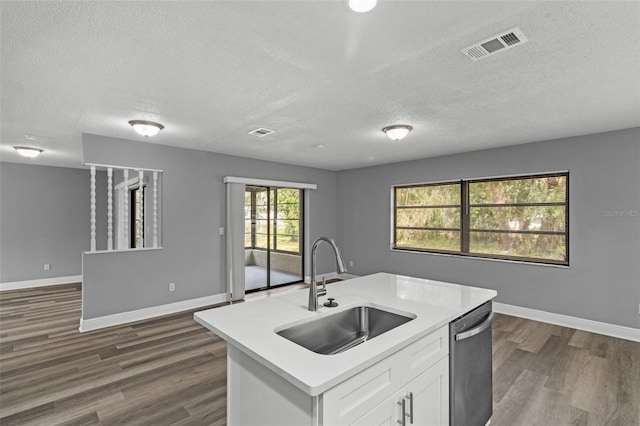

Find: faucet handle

[317,277,327,297]
[318,277,327,296]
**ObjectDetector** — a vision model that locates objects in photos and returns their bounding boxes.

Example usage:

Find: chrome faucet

[308,237,347,311]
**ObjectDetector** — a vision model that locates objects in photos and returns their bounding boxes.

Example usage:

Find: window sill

[389,247,570,269]
[84,247,164,255]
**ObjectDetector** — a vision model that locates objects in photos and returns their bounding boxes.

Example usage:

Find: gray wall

[5,128,638,329]
[336,128,640,328]
[82,134,337,319]
[0,163,103,282]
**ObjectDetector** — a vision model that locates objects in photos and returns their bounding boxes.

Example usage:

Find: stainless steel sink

[276,306,415,355]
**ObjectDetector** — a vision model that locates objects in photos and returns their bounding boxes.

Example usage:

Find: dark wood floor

[1,284,638,425]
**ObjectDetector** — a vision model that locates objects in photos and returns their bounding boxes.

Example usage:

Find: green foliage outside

[395,230,461,252]
[396,183,461,252]
[396,183,460,207]
[245,188,301,253]
[470,232,566,261]
[395,176,568,261]
[469,176,566,260]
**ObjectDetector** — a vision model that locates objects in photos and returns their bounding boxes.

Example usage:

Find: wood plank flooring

[0,284,227,426]
[491,313,640,426]
[1,283,639,425]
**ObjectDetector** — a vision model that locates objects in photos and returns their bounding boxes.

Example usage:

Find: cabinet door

[350,356,449,426]
[403,356,449,426]
[323,352,402,426]
[401,325,448,385]
[351,395,399,426]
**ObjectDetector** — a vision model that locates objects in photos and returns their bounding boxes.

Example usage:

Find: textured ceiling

[1,1,639,171]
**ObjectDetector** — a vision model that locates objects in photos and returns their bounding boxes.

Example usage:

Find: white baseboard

[79,293,228,332]
[0,275,83,292]
[493,302,640,343]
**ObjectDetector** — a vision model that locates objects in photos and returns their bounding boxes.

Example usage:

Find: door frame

[244,185,305,292]
[224,177,317,301]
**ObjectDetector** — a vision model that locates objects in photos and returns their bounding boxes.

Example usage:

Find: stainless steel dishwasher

[449,301,493,426]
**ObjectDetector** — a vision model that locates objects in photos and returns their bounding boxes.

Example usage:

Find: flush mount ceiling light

[14,146,44,158]
[128,120,164,137]
[382,124,412,141]
[348,0,377,13]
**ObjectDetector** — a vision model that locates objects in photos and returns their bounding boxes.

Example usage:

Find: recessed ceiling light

[24,134,37,140]
[128,120,164,137]
[382,124,412,141]
[14,146,43,158]
[348,0,377,13]
[315,144,325,149]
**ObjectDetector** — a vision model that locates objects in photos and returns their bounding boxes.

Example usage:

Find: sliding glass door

[244,186,303,292]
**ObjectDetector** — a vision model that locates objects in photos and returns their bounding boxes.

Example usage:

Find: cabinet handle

[407,392,414,424]
[397,398,406,426]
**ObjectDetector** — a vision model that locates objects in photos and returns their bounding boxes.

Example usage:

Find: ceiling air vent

[461,27,528,61]
[248,128,275,137]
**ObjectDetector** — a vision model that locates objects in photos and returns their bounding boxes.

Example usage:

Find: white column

[107,167,113,250]
[153,171,158,248]
[90,165,96,252]
[138,170,144,248]
[123,169,129,249]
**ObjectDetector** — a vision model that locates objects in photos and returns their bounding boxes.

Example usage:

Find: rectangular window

[244,191,252,248]
[392,172,568,265]
[273,188,302,253]
[244,187,303,255]
[394,182,462,253]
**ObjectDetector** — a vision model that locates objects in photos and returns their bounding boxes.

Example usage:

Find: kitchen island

[194,272,496,425]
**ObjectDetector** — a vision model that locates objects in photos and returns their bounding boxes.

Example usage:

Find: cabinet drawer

[401,325,448,385]
[323,352,402,426]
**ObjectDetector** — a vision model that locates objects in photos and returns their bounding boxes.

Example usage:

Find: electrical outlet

[349,260,354,268]
[169,282,175,292]
[44,264,51,271]
[219,227,225,236]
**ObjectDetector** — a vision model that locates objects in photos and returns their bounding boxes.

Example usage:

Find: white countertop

[194,272,496,396]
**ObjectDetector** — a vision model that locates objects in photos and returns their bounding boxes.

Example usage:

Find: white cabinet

[351,394,398,426]
[398,356,449,426]
[225,325,449,426]
[322,352,403,425]
[352,356,449,426]
[400,325,448,386]
[322,325,449,426]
